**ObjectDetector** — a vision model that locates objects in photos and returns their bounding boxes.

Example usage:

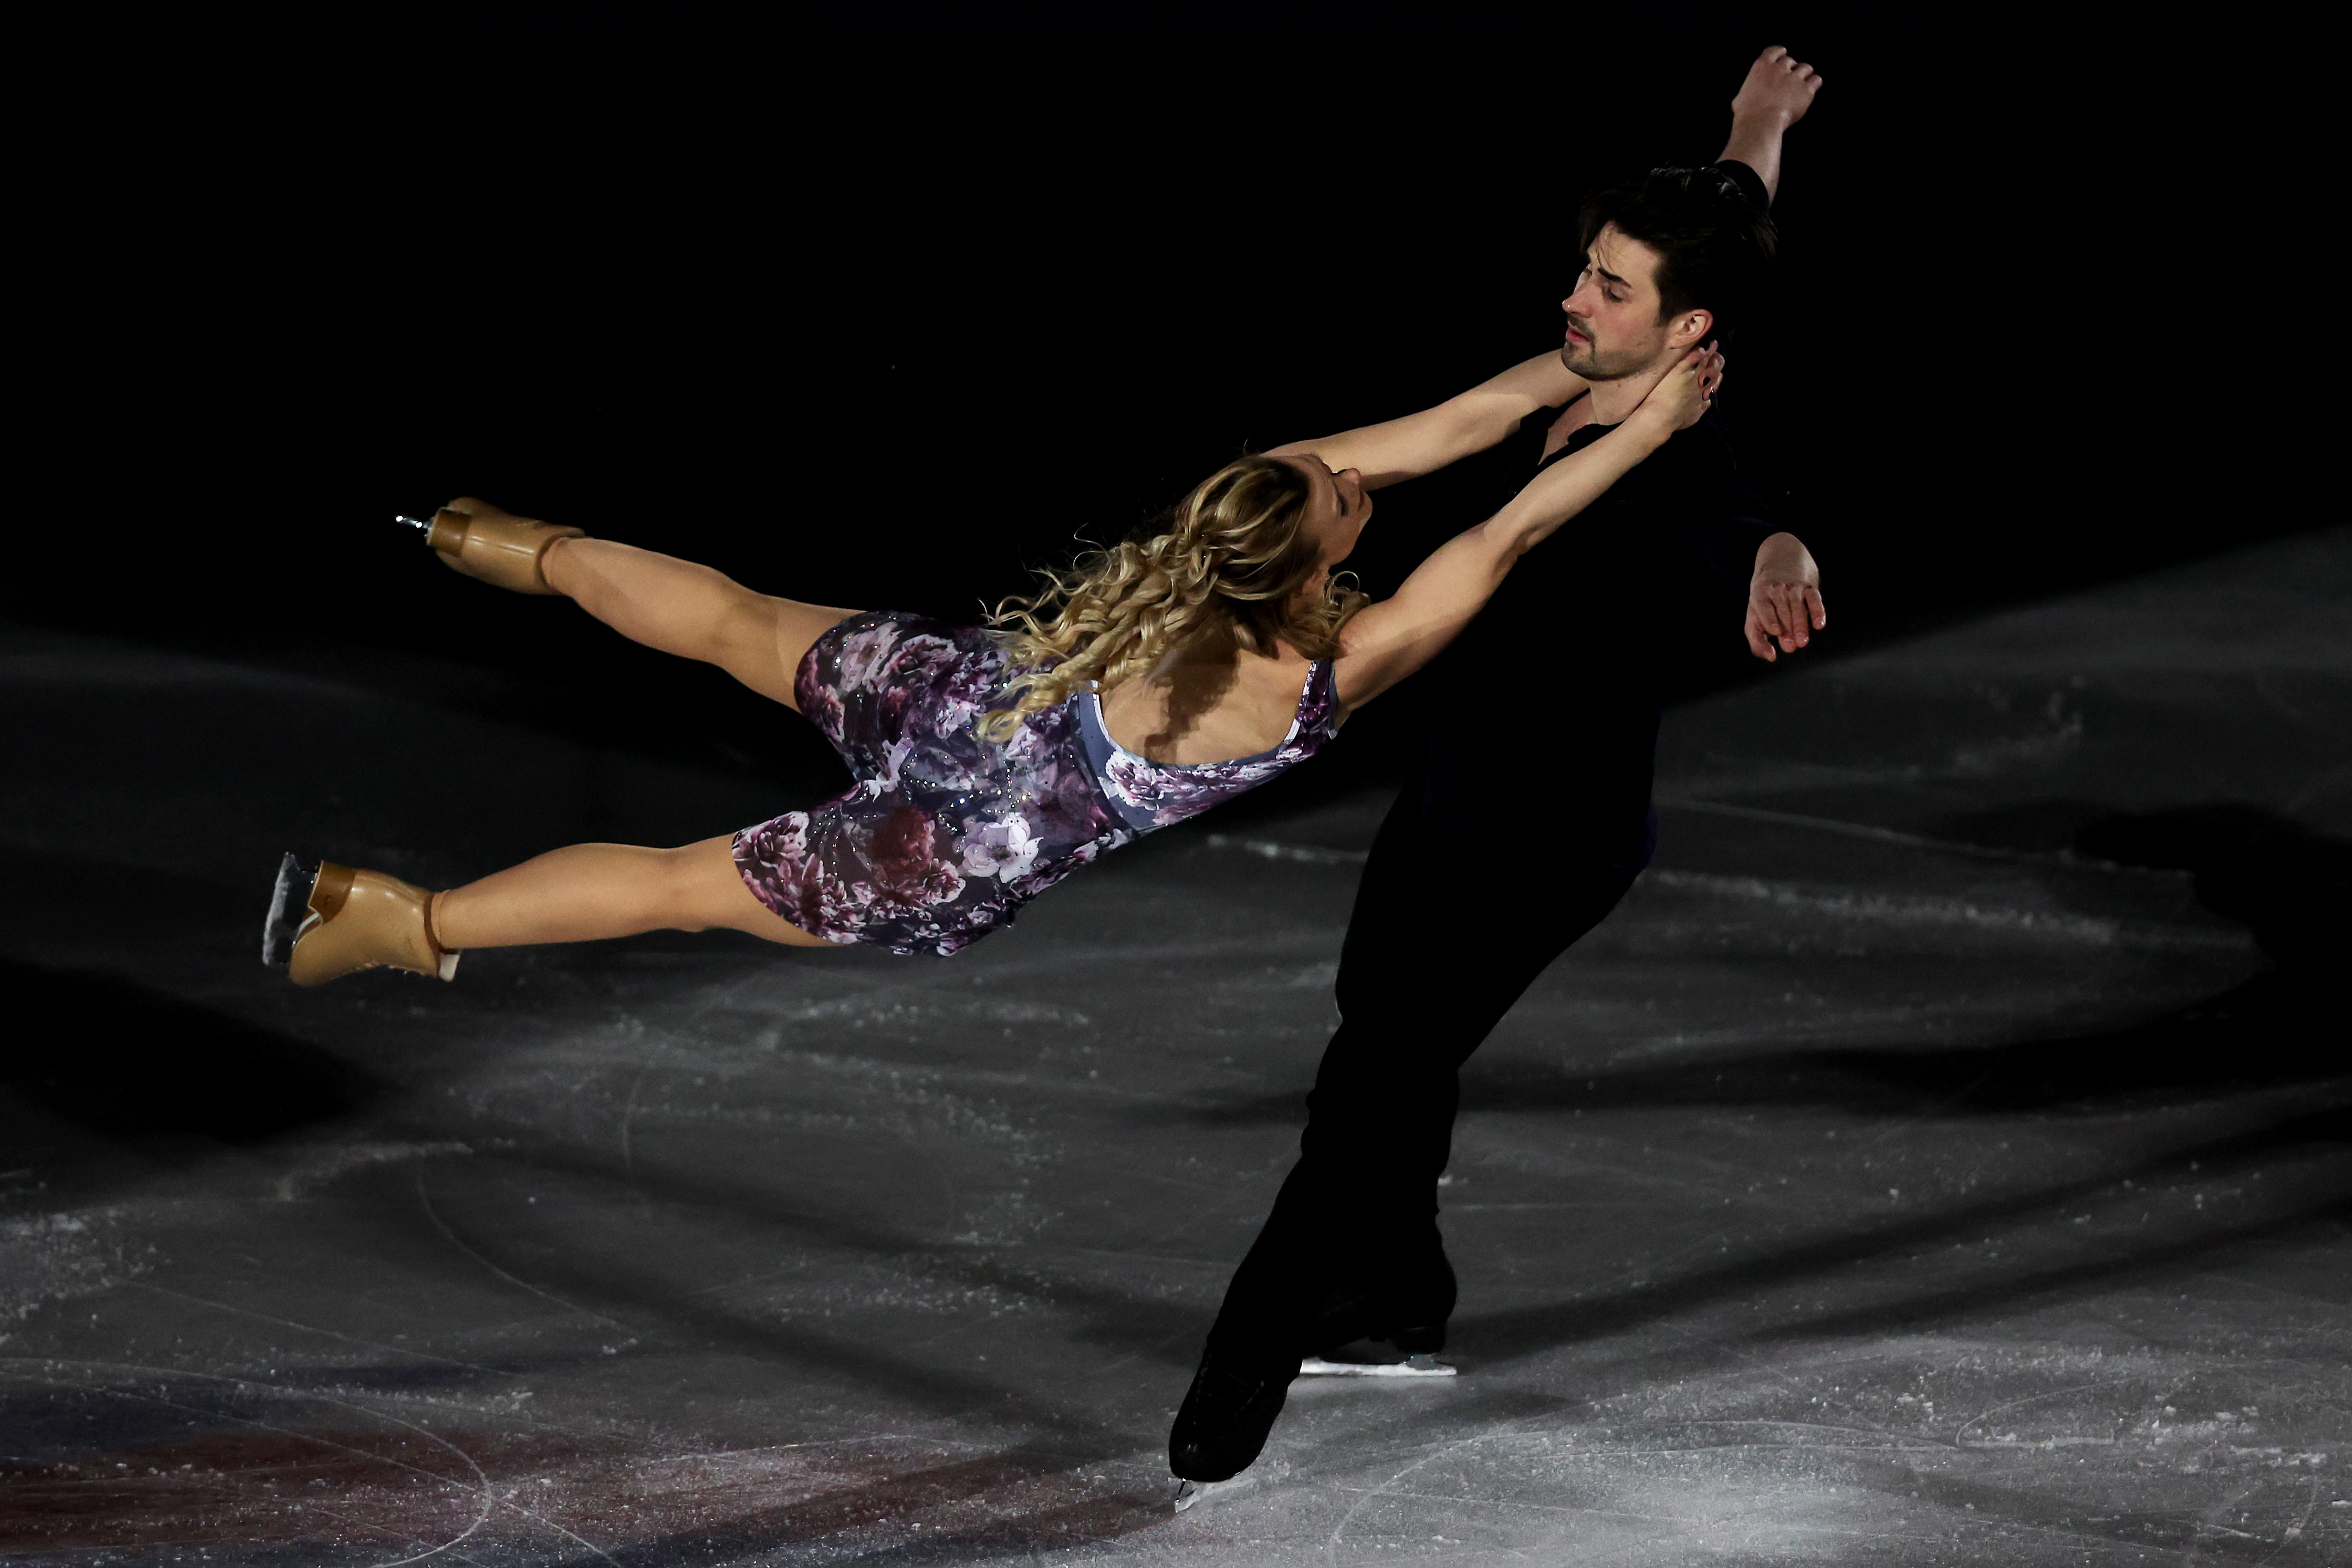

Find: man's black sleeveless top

[1413,404,1775,872]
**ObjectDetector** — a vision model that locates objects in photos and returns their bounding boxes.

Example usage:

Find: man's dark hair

[1577,166,1778,335]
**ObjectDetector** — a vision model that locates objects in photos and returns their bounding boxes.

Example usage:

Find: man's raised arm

[1269,351,1586,490]
[1718,45,1823,201]
[1713,44,1831,663]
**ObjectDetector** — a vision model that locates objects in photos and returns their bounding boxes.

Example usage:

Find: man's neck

[1583,356,1678,427]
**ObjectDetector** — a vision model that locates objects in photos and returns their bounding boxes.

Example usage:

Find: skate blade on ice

[1298,1353,1456,1378]
[262,851,314,967]
[1173,1473,1257,1513]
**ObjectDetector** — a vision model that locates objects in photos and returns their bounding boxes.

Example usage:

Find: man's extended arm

[1718,45,1828,660]
[1717,45,1822,201]
[1269,351,1587,490]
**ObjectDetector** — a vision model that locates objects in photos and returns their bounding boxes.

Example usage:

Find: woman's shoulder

[1256,641,1327,674]
[1236,646,1324,700]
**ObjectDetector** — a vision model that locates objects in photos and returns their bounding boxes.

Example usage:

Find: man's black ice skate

[1296,1257,1457,1377]
[1169,1349,1295,1489]
[1299,1337,1457,1378]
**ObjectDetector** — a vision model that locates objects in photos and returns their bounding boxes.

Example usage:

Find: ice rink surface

[3,530,2348,1565]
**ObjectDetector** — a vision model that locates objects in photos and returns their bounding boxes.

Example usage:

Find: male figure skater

[1172,46,1828,1488]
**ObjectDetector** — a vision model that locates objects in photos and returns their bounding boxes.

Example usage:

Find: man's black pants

[1201,786,1642,1365]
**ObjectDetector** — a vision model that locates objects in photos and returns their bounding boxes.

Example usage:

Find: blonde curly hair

[981,453,1368,743]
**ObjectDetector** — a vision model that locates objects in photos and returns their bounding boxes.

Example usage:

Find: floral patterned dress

[732,610,1341,956]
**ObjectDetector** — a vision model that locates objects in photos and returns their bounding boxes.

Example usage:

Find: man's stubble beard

[1557,334,1650,382]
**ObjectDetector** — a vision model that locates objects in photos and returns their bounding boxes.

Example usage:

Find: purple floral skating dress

[732,610,1342,957]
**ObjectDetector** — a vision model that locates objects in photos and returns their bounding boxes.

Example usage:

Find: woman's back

[1097,644,1324,765]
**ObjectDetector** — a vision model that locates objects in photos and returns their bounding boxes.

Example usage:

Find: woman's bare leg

[539,537,858,711]
[431,834,835,950]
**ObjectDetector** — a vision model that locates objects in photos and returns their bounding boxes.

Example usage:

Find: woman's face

[1277,454,1372,597]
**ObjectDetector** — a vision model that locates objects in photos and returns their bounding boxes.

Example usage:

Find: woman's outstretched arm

[1330,347,1719,710]
[1269,351,1589,490]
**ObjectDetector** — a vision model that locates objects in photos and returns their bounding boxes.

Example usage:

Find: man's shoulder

[1715,159,1770,212]
[1536,408,1760,522]
[1621,411,1752,499]
[1662,409,1741,468]
[1565,407,1737,468]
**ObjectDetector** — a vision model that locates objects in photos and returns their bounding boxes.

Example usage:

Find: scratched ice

[0,530,2346,1564]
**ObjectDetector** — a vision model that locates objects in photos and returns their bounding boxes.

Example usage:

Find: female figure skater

[268,347,1721,982]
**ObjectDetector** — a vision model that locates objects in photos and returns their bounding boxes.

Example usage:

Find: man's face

[1559,224,1683,381]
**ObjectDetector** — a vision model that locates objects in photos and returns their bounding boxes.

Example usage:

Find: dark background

[19,6,2321,800]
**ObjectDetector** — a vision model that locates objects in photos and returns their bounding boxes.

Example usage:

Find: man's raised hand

[1745,532,1825,662]
[1721,45,1822,200]
[1732,46,1822,128]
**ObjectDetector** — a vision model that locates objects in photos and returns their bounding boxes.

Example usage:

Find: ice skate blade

[262,851,310,967]
[1173,1474,1255,1513]
[1298,1353,1457,1378]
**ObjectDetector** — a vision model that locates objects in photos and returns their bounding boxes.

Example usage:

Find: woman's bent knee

[671,835,835,948]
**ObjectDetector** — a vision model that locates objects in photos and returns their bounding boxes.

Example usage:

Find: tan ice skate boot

[407,496,585,594]
[263,854,459,985]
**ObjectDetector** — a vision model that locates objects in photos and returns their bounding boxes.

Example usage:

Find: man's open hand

[1745,532,1825,662]
[1731,45,1823,128]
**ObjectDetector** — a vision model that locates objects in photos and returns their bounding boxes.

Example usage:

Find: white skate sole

[1298,1353,1456,1378]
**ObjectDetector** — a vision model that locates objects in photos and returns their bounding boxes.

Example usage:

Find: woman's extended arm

[1269,352,1589,490]
[1330,347,1719,709]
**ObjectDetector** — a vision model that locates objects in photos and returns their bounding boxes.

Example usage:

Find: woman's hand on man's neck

[1581,353,1687,428]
